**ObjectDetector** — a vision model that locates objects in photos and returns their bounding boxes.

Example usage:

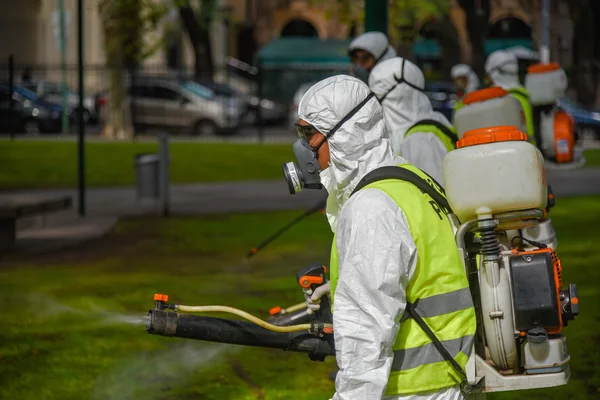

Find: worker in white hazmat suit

[368,57,458,184]
[283,75,476,399]
[450,64,480,118]
[485,50,535,142]
[348,31,397,83]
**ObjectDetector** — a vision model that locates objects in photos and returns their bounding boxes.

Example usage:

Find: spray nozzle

[153,294,176,311]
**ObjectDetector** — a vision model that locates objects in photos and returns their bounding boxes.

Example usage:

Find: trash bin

[135,153,160,199]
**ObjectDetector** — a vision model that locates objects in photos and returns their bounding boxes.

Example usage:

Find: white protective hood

[348,32,397,64]
[450,64,480,94]
[369,57,452,153]
[485,50,521,91]
[297,75,403,231]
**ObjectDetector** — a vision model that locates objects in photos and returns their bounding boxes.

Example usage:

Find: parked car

[21,81,97,124]
[198,80,287,126]
[423,81,458,121]
[0,84,64,134]
[288,82,315,130]
[288,80,458,129]
[557,96,600,140]
[99,79,246,135]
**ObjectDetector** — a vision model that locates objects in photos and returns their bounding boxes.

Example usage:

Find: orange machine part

[462,87,509,105]
[298,275,324,289]
[528,62,561,74]
[553,110,575,163]
[457,126,528,149]
[269,306,282,315]
[154,293,169,302]
[513,248,564,335]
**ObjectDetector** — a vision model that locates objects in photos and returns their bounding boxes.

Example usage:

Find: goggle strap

[316,92,376,151]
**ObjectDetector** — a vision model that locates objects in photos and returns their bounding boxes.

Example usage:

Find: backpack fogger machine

[524,62,585,169]
[443,125,579,394]
[144,129,579,397]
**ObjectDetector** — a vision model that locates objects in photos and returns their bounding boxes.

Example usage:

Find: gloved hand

[302,281,331,314]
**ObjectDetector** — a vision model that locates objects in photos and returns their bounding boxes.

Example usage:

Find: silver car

[102,79,246,136]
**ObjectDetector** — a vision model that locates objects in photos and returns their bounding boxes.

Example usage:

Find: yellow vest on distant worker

[329,164,476,395]
[509,86,536,144]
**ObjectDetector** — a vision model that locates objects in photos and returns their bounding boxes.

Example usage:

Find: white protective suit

[298,75,463,400]
[348,32,397,65]
[369,57,453,184]
[450,64,480,94]
[485,50,521,91]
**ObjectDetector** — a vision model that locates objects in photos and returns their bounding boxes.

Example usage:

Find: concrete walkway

[1,167,598,257]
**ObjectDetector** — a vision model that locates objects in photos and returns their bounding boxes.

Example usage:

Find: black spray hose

[246,199,327,259]
[147,309,334,361]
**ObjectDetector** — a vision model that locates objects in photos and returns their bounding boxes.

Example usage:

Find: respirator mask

[282,92,376,194]
[352,64,371,84]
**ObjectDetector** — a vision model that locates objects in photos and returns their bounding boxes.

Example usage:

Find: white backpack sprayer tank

[454,87,524,139]
[452,87,558,249]
[525,62,585,168]
[443,126,579,395]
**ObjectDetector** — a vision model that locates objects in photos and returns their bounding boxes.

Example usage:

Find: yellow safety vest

[453,98,465,122]
[509,87,536,145]
[329,164,476,395]
[403,120,458,154]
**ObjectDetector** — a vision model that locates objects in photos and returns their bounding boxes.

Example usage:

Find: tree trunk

[98,0,134,140]
[567,0,595,105]
[430,16,462,78]
[179,2,214,81]
[457,0,490,78]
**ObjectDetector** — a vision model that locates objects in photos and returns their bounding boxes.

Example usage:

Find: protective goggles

[295,123,318,145]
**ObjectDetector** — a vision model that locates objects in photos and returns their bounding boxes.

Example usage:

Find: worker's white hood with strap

[485,50,521,90]
[369,57,452,152]
[451,63,480,94]
[298,75,403,232]
[348,32,397,64]
[299,75,462,399]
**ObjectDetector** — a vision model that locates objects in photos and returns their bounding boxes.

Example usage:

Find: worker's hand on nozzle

[302,281,331,314]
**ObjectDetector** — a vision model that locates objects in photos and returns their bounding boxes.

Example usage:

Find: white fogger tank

[454,87,525,139]
[442,126,579,395]
[525,62,585,168]
[453,88,558,249]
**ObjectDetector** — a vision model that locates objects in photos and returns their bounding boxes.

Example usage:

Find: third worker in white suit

[369,57,458,184]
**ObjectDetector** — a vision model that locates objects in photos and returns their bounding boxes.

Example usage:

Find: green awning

[257,38,352,68]
[413,38,534,59]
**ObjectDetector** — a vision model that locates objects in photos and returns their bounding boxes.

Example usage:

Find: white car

[288,82,316,129]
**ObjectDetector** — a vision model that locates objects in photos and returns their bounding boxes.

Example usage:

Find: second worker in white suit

[369,57,458,184]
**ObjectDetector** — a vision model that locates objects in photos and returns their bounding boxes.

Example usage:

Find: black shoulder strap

[407,119,459,145]
[352,167,466,381]
[351,166,452,213]
[405,303,467,379]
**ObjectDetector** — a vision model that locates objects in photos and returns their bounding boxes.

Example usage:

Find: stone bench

[0,195,72,252]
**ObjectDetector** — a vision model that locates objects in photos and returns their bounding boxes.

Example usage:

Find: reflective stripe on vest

[404,122,457,153]
[509,87,536,145]
[329,164,476,395]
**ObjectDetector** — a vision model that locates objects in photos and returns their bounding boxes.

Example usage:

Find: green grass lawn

[0,199,599,399]
[0,140,293,190]
[1,141,599,190]
[584,149,600,167]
